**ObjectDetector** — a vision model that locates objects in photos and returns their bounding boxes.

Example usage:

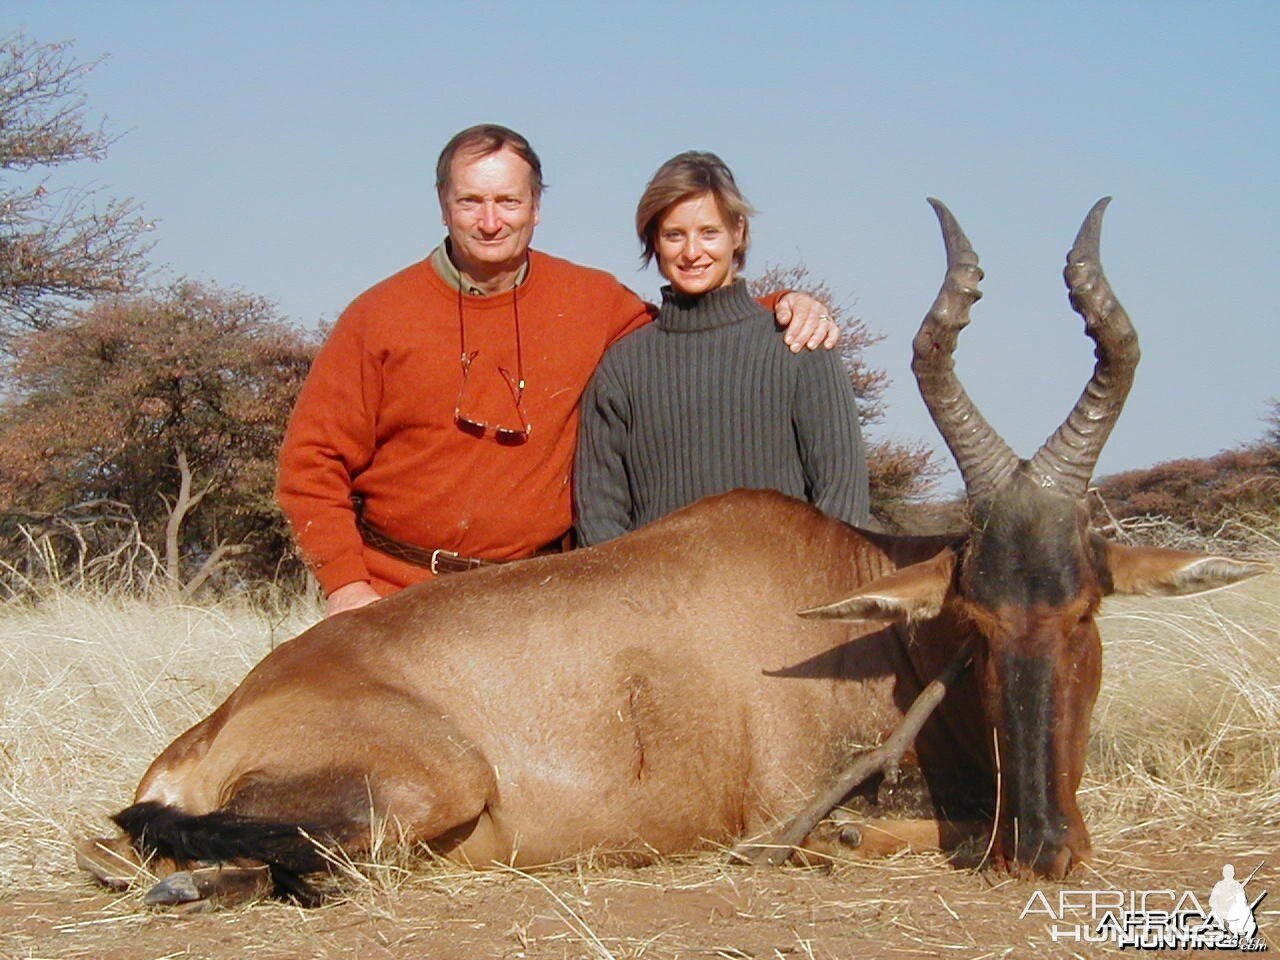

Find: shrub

[0,282,319,594]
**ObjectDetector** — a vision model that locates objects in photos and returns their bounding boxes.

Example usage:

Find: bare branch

[162,446,221,586]
[181,542,252,599]
[163,448,192,583]
[0,32,152,331]
[0,33,108,170]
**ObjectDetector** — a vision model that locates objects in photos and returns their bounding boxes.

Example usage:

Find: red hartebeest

[78,199,1267,907]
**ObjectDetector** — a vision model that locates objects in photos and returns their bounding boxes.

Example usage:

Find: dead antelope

[78,199,1267,908]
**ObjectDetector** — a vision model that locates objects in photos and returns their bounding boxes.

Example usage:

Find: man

[278,125,839,616]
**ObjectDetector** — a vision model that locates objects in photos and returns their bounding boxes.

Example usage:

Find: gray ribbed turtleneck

[574,279,869,546]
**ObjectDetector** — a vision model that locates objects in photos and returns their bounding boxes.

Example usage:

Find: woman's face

[655,192,744,296]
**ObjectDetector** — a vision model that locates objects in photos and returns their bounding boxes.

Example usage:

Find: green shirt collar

[430,239,529,295]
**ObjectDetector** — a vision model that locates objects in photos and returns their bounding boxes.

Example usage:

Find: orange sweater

[277,250,653,594]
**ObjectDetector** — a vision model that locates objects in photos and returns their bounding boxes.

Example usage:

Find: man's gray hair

[435,124,545,199]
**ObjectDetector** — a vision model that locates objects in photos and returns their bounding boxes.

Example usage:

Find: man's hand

[325,580,382,617]
[775,292,841,353]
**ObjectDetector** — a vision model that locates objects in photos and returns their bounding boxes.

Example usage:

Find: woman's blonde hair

[635,151,754,269]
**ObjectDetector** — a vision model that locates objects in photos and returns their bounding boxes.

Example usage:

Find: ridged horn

[1027,198,1140,496]
[912,199,1019,502]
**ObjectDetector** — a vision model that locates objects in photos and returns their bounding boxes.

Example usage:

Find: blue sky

[10,1,1278,483]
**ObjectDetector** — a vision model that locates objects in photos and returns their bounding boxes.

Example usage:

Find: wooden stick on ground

[730,637,977,866]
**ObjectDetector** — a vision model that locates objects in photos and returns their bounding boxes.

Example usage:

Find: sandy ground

[2,823,1273,959]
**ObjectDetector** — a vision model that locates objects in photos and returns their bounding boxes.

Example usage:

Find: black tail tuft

[113,801,329,905]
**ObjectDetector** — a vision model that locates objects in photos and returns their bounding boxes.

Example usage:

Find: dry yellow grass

[1088,579,1279,825]
[0,591,318,893]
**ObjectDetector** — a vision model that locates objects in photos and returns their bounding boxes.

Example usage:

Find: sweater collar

[656,279,760,333]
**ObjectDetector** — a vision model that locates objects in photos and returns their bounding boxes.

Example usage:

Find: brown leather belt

[353,504,564,576]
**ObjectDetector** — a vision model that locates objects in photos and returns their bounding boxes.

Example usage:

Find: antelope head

[806,199,1268,878]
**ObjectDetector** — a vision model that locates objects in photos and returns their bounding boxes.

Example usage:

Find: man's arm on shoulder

[757,289,841,352]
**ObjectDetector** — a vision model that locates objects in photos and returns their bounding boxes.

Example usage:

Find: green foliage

[0,282,319,590]
[748,262,942,527]
[0,33,152,334]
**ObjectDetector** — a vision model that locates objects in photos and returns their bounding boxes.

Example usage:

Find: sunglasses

[453,268,531,443]
[454,350,532,442]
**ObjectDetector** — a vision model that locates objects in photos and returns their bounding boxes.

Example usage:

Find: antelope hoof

[145,871,201,905]
[144,864,273,909]
[838,824,864,848]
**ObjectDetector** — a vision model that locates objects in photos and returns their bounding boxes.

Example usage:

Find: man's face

[655,191,743,297]
[440,146,540,279]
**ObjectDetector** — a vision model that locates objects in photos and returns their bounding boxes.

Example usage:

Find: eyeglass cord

[457,257,526,398]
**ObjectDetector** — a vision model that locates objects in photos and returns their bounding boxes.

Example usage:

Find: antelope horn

[912,199,1019,502]
[1027,198,1140,496]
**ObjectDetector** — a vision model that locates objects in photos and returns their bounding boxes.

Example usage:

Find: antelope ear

[801,548,957,623]
[1104,541,1272,597]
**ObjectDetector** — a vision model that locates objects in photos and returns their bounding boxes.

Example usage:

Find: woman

[574,151,868,545]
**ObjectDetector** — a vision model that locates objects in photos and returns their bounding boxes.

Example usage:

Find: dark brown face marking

[994,648,1069,859]
[962,471,1100,609]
